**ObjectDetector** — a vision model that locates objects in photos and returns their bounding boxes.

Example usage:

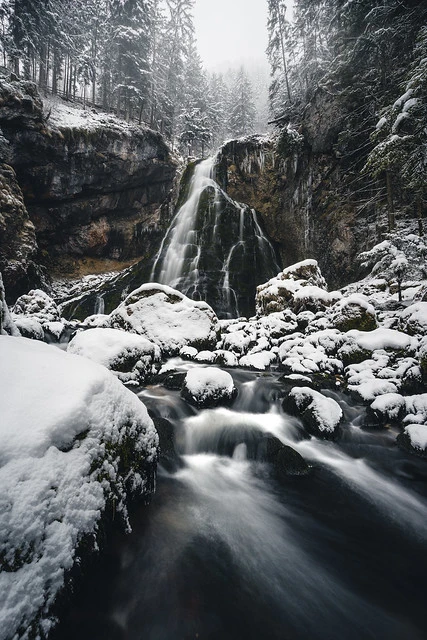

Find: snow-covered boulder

[13,288,60,323]
[181,367,237,408]
[366,393,406,427]
[346,327,417,354]
[293,286,338,314]
[255,259,328,316]
[239,350,277,371]
[397,424,427,458]
[106,283,219,355]
[283,387,343,439]
[0,336,158,639]
[329,295,377,332]
[12,315,44,340]
[67,328,161,385]
[398,302,427,336]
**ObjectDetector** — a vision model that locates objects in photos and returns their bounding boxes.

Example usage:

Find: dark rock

[256,434,309,478]
[150,415,182,473]
[154,370,187,391]
[0,164,45,300]
[0,75,177,291]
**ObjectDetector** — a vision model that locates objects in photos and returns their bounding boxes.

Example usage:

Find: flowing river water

[53,363,427,640]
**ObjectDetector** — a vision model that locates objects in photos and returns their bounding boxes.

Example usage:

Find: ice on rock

[0,272,19,336]
[67,327,161,384]
[0,336,158,639]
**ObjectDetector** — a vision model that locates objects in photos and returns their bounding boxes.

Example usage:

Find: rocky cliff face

[215,83,402,289]
[215,132,369,289]
[0,72,177,300]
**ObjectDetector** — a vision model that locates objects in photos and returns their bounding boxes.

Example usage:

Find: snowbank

[0,336,158,639]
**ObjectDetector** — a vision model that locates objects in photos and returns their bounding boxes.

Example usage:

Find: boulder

[0,335,158,639]
[67,327,161,385]
[330,295,377,332]
[255,434,309,478]
[397,424,427,458]
[107,283,219,355]
[256,259,328,316]
[399,302,427,336]
[283,386,343,439]
[181,367,237,408]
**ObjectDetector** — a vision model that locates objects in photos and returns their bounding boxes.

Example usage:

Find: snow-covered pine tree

[228,67,256,139]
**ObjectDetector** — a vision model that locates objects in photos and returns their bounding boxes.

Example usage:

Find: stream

[53,364,427,640]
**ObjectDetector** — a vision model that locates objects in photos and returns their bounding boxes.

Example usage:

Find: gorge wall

[0,72,177,301]
[215,86,414,289]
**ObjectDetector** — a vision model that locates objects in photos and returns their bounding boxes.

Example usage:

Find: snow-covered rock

[366,393,406,426]
[346,327,417,353]
[12,289,60,323]
[0,336,158,640]
[239,350,277,371]
[256,259,328,316]
[67,328,161,385]
[12,315,44,340]
[106,283,219,355]
[283,386,343,439]
[397,424,427,458]
[398,302,427,336]
[181,367,237,408]
[329,295,377,332]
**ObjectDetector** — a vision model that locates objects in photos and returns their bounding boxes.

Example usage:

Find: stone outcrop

[0,72,177,300]
[0,163,43,300]
[215,133,363,289]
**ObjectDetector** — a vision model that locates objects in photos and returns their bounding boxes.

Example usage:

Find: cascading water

[151,156,281,318]
[54,365,427,640]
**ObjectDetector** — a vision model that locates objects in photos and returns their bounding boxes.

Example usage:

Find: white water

[150,155,281,317]
[151,157,216,290]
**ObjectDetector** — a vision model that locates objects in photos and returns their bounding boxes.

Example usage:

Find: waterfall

[151,157,216,290]
[151,156,281,318]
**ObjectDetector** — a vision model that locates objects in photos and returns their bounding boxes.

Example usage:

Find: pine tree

[228,67,256,139]
[266,0,292,116]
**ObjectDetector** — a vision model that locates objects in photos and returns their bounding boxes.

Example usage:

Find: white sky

[193,0,294,71]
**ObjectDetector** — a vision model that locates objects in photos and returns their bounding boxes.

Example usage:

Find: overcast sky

[193,0,294,70]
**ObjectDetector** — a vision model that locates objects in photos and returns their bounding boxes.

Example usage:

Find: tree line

[0,0,259,154]
[266,0,427,235]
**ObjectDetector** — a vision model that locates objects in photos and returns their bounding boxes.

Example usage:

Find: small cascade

[94,293,105,315]
[151,155,281,318]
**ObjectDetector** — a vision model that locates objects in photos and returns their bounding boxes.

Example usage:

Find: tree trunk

[417,193,424,237]
[386,171,395,231]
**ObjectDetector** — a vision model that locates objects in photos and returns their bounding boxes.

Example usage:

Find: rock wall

[0,72,177,300]
[215,84,403,289]
[216,134,368,289]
